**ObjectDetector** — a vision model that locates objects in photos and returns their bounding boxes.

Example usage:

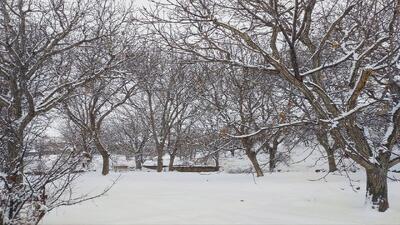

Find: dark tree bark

[5,131,24,184]
[93,134,110,175]
[100,153,110,176]
[156,144,164,172]
[168,136,179,171]
[268,146,276,172]
[264,131,284,173]
[168,148,177,171]
[366,168,389,212]
[214,153,219,168]
[326,148,337,172]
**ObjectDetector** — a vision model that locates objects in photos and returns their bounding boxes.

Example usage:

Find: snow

[222,157,253,174]
[40,170,400,225]
[110,155,136,168]
[142,155,190,168]
[35,146,400,225]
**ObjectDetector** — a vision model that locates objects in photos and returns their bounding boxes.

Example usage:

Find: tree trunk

[0,210,3,225]
[316,131,337,172]
[93,134,110,175]
[99,153,110,175]
[168,140,179,171]
[135,154,142,170]
[268,146,276,172]
[366,168,389,212]
[246,150,264,177]
[6,131,24,183]
[156,144,164,172]
[326,148,337,172]
[168,154,176,171]
[214,155,219,168]
[156,154,163,172]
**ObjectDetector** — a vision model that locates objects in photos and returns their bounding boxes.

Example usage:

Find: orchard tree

[104,105,151,170]
[61,3,139,175]
[196,62,290,176]
[0,0,132,223]
[144,0,400,211]
[132,46,198,172]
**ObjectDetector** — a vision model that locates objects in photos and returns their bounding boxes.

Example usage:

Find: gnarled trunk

[366,168,389,212]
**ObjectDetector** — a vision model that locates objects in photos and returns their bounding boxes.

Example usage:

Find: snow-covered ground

[41,170,400,225]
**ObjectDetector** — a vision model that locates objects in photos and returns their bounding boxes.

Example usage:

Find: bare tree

[0,0,131,223]
[104,106,151,170]
[144,0,400,211]
[61,3,139,175]
[132,46,198,172]
[63,76,136,175]
[195,62,290,176]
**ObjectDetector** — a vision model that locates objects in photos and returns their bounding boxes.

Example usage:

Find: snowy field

[41,171,400,225]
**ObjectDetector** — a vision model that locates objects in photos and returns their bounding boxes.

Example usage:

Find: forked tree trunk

[93,134,110,175]
[168,141,179,171]
[366,168,389,212]
[246,150,264,177]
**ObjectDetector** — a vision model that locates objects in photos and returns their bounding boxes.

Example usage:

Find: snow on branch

[227,120,314,139]
[301,48,358,77]
[320,100,378,124]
